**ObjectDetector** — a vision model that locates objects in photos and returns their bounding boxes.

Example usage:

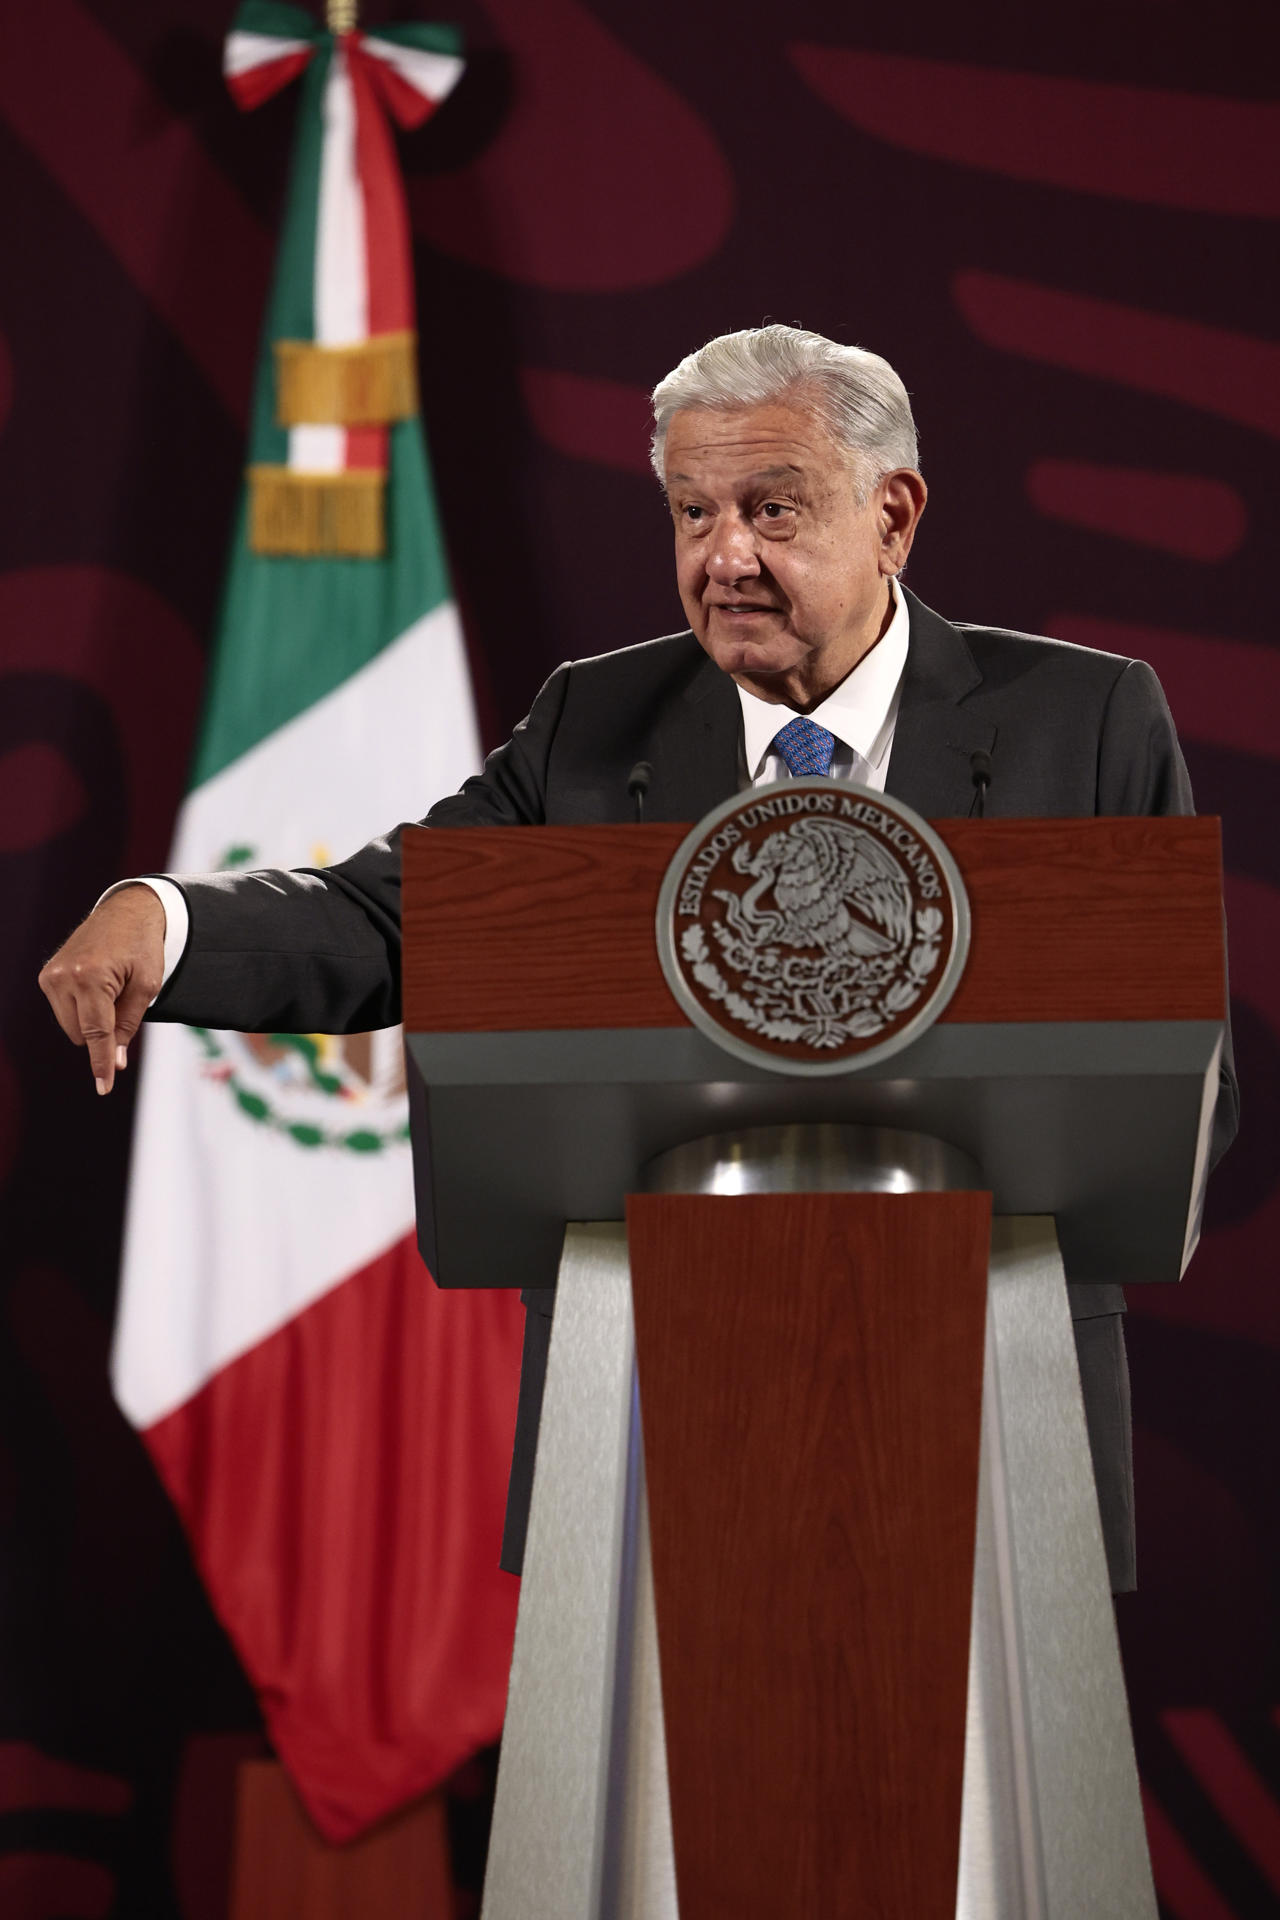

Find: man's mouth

[710,602,779,617]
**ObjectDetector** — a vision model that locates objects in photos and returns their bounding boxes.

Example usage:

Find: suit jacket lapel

[647,646,743,822]
[886,590,996,817]
[645,596,997,825]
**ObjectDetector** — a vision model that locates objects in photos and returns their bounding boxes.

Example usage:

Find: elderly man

[40,324,1237,1590]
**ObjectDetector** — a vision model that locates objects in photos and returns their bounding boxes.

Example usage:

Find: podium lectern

[402,816,1224,1920]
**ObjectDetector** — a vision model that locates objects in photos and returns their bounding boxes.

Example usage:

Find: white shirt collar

[736,577,910,781]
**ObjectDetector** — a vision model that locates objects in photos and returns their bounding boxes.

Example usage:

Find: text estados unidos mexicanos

[676,789,942,917]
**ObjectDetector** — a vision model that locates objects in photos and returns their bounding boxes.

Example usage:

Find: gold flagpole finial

[327,0,358,32]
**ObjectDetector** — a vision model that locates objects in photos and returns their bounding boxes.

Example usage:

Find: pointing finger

[75,984,123,1094]
[112,970,159,1064]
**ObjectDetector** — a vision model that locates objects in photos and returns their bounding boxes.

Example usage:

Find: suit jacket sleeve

[1095,658,1238,1165]
[150,662,572,1033]
[1095,658,1193,816]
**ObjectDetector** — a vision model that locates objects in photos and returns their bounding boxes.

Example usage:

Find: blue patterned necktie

[771,714,837,778]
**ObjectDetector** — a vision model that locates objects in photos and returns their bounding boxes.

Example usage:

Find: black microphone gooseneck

[968,749,992,819]
[627,760,653,824]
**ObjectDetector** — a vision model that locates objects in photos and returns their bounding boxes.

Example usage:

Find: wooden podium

[401,817,1225,1920]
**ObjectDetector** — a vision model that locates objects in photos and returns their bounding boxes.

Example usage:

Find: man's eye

[682,505,705,522]
[759,501,792,519]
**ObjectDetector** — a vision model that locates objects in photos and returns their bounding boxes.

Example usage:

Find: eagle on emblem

[717,817,913,961]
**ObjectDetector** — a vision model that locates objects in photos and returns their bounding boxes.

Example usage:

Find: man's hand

[38,885,167,1095]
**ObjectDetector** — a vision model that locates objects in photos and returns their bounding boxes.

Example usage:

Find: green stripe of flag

[235,2,322,43]
[193,420,453,788]
[190,31,452,788]
[247,41,328,470]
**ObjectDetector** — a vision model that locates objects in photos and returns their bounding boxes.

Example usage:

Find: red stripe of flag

[143,1231,523,1842]
[357,37,445,131]
[226,50,314,113]
[347,43,416,338]
[345,426,389,470]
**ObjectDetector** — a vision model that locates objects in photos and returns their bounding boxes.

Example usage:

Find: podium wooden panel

[627,1192,991,1919]
[402,815,1224,1032]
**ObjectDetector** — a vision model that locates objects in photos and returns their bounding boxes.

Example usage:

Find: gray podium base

[481,1218,1156,1920]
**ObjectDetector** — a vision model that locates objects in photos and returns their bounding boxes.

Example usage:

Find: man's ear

[878,470,928,575]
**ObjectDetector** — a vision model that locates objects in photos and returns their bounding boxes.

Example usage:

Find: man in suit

[40,324,1236,1591]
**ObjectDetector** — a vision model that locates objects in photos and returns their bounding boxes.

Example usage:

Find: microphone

[627,760,653,823]
[968,750,992,819]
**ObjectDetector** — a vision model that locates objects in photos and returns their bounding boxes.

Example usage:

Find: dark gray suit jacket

[155,591,1239,1592]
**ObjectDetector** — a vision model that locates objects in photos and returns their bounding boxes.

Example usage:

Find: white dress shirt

[120,578,911,992]
[737,575,908,793]
[96,873,189,993]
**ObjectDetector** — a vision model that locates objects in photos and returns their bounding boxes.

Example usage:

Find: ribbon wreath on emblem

[656,779,971,1075]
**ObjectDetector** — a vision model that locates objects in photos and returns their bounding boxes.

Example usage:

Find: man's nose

[705,514,761,582]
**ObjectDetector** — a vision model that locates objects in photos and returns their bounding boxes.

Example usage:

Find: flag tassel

[248,465,385,557]
[274,330,419,427]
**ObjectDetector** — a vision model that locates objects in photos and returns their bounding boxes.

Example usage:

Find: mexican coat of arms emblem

[656,780,970,1074]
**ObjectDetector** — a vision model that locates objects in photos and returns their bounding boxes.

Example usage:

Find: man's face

[663,400,914,701]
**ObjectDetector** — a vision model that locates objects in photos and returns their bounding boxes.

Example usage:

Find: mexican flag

[111,3,523,1842]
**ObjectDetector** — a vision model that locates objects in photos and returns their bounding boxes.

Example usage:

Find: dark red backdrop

[2,3,1277,1914]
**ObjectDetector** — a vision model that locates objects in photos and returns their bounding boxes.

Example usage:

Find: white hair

[650,324,919,498]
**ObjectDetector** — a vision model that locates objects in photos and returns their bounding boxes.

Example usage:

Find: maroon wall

[2,3,1277,1914]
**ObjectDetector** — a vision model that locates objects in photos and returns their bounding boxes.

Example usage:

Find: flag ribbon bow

[223,3,464,555]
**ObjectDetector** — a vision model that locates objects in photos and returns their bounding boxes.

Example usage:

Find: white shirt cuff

[96,877,190,994]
